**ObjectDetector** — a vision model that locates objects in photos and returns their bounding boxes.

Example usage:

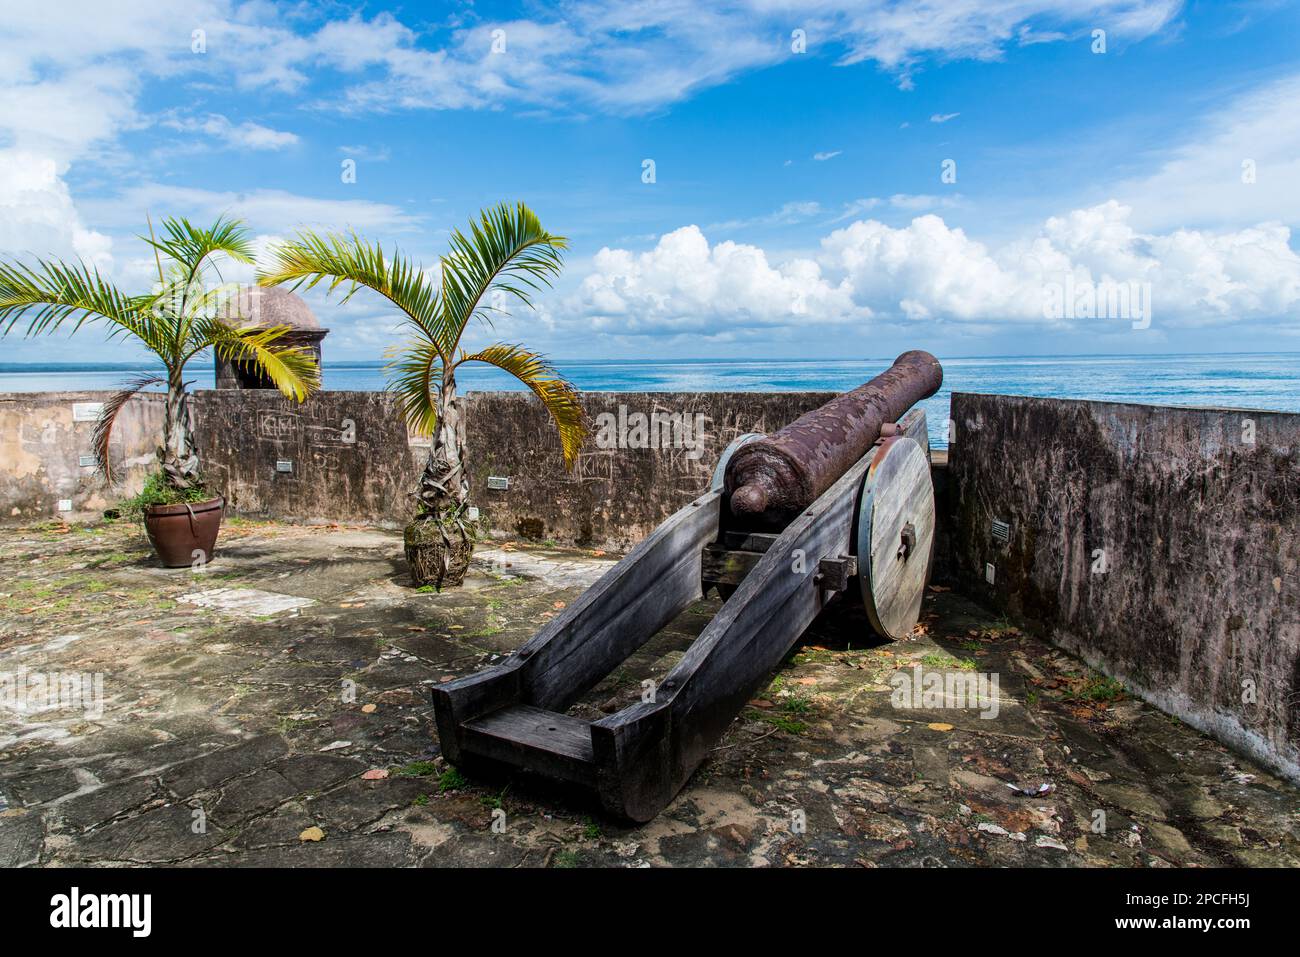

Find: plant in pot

[0,216,319,566]
[258,201,584,589]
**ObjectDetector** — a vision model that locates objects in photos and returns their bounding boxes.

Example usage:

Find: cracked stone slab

[475,548,614,589]
[304,777,429,832]
[178,587,316,617]
[4,766,83,806]
[208,830,416,867]
[67,804,228,863]
[161,735,290,799]
[210,770,302,828]
[56,776,161,831]
[224,802,318,851]
[0,811,44,867]
[270,753,368,792]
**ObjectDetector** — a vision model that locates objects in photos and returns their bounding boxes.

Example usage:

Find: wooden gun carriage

[431,351,943,821]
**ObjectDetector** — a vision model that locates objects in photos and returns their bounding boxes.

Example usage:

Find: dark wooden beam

[461,705,597,787]
[592,450,874,820]
[701,544,763,587]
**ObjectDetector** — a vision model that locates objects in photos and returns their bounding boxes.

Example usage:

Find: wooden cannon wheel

[855,436,935,640]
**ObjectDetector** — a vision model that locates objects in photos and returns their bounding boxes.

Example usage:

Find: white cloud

[81,185,423,235]
[1111,71,1300,231]
[813,151,842,161]
[831,0,1182,81]
[0,2,1192,254]
[710,201,823,232]
[0,1,1190,150]
[5,0,1260,363]
[0,1,219,162]
[0,150,112,268]
[0,2,222,276]
[930,112,960,123]
[339,144,392,163]
[261,2,1184,115]
[162,114,300,151]
[890,193,961,211]
[569,225,864,337]
[834,195,961,221]
[566,201,1300,338]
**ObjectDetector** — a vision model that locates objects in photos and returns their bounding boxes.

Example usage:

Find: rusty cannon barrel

[725,350,943,526]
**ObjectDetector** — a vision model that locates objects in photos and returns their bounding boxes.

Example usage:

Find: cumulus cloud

[0,151,113,268]
[565,202,1300,339]
[570,225,864,338]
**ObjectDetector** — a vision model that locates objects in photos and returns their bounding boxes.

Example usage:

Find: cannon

[431,352,943,821]
[727,350,943,525]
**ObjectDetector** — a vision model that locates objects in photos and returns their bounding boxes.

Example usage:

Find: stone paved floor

[0,518,1296,867]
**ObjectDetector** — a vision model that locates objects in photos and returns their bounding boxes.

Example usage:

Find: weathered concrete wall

[189,389,838,547]
[0,391,163,521]
[190,390,420,526]
[469,390,848,545]
[948,392,1300,783]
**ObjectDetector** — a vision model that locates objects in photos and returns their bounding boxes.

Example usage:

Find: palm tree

[258,201,584,587]
[0,215,319,492]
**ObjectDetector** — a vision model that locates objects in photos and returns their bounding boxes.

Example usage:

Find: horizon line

[1,349,1298,371]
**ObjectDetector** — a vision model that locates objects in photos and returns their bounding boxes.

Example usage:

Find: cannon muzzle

[725,350,943,526]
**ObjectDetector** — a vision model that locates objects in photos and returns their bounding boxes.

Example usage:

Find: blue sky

[2,0,1299,363]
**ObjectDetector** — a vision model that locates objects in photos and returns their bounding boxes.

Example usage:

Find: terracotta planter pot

[404,518,474,589]
[144,496,225,568]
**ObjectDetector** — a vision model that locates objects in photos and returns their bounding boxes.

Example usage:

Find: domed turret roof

[219,285,321,330]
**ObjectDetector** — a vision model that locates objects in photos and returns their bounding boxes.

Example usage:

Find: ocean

[2,353,1296,451]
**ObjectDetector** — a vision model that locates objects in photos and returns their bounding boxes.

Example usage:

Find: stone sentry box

[947,391,1300,785]
[213,286,327,390]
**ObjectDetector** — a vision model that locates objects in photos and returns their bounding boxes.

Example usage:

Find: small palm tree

[0,215,319,492]
[258,201,584,587]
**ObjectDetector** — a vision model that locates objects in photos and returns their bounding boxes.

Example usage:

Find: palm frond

[384,339,443,436]
[141,215,254,281]
[143,215,254,354]
[0,257,164,347]
[92,373,165,483]
[257,231,447,353]
[457,344,585,466]
[440,202,567,351]
[192,318,321,400]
